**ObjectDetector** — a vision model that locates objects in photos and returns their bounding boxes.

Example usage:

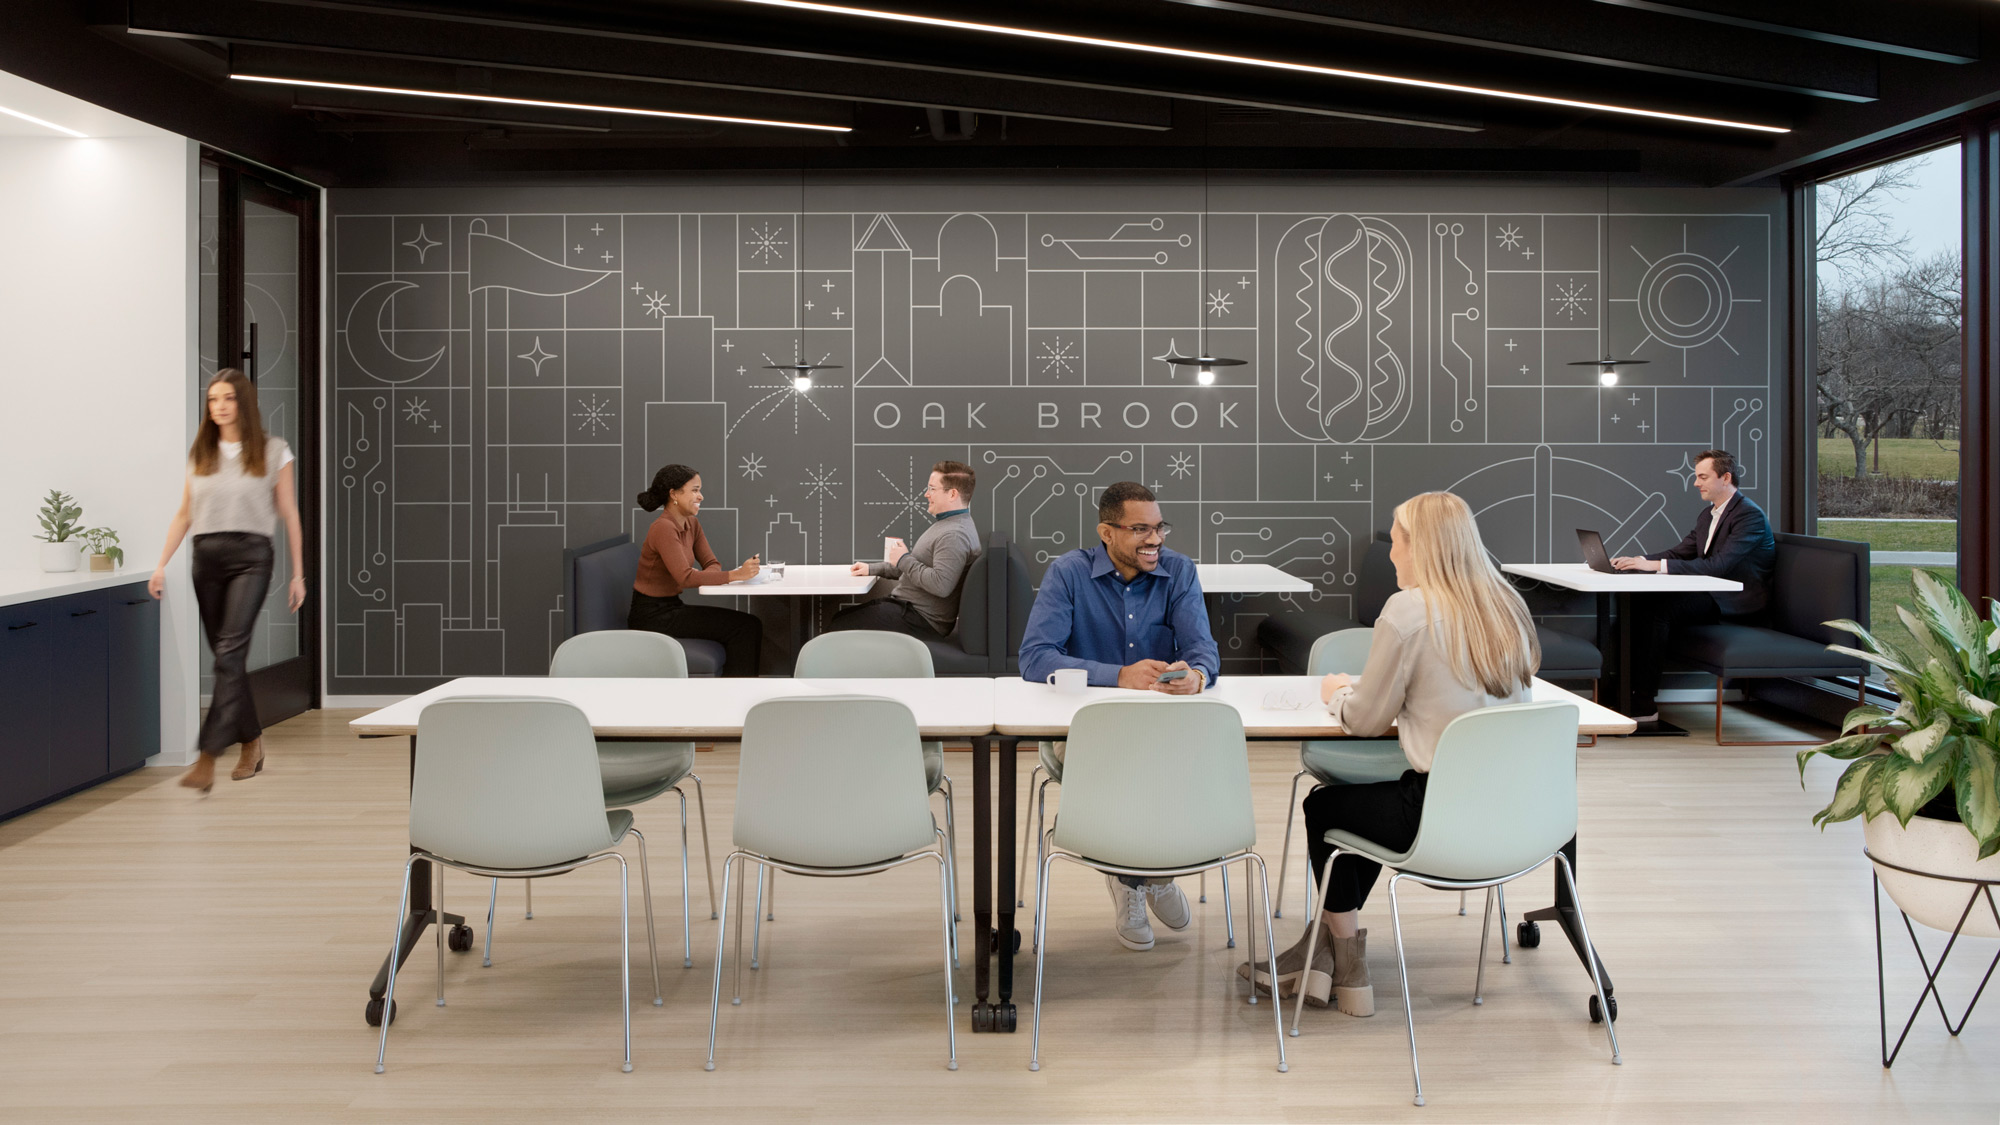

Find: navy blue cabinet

[0,581,159,821]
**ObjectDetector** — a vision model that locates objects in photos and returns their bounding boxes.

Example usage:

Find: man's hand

[1320,672,1353,703]
[1611,556,1660,572]
[848,561,869,576]
[1150,660,1204,695]
[885,537,908,565]
[1117,659,1169,690]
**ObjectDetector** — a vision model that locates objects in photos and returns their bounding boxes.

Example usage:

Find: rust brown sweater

[634,511,730,597]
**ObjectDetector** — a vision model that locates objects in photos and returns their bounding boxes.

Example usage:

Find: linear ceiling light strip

[716,0,1790,133]
[230,75,852,133]
[0,104,88,137]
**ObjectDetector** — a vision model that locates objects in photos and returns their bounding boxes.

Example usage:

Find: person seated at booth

[629,463,763,676]
[1019,480,1218,953]
[833,460,981,641]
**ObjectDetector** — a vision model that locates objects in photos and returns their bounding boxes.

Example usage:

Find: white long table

[1194,563,1315,595]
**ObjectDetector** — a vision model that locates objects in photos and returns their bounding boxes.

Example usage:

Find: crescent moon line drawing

[343,279,445,385]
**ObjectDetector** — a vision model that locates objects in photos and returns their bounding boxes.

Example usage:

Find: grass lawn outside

[1864,565,1957,665]
[1817,519,1957,552]
[1816,437,1960,480]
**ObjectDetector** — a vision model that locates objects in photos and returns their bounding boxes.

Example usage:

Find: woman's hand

[287,576,306,613]
[1320,672,1353,703]
[148,568,166,600]
[729,555,762,582]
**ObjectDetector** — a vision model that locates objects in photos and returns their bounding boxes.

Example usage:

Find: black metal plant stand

[1867,848,2000,1067]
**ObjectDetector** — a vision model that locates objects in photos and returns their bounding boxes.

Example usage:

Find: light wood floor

[1,701,1995,1123]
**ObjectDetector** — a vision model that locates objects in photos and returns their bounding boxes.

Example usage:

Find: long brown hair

[189,369,269,477]
[1393,491,1540,696]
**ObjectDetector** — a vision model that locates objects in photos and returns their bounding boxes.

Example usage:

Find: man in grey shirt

[831,460,981,640]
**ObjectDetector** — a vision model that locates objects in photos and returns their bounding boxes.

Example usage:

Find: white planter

[1865,812,2000,938]
[39,540,79,572]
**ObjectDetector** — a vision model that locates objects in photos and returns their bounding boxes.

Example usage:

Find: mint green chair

[377,697,660,1075]
[706,696,957,1071]
[1289,700,1618,1106]
[1029,697,1287,1073]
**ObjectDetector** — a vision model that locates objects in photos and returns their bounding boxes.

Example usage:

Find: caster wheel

[1000,1003,1017,1032]
[1589,994,1618,1024]
[447,924,474,953]
[364,997,398,1027]
[1516,920,1541,949]
[1012,929,1023,955]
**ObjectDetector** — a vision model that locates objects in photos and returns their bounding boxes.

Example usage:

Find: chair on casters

[756,631,960,971]
[487,630,718,970]
[706,696,957,1071]
[1029,697,1288,1072]
[1289,700,1619,1107]
[375,696,661,1074]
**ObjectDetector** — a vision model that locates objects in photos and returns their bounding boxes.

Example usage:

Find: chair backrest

[1398,701,1580,881]
[1356,532,1398,625]
[1772,532,1870,643]
[733,696,937,866]
[795,630,935,679]
[411,697,615,869]
[1051,698,1255,869]
[952,546,993,656]
[565,534,643,637]
[550,629,690,678]
[1308,627,1376,676]
[1000,534,1034,672]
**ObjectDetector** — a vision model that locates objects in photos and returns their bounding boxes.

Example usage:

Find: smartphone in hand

[1155,668,1189,683]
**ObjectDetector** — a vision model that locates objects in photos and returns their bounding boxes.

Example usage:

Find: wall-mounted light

[0,103,87,138]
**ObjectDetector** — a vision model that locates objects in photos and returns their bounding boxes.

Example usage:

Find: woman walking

[629,464,764,676]
[149,369,305,792]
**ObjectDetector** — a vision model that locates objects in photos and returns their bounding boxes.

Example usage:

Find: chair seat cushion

[1668,623,1869,676]
[680,638,726,676]
[1536,626,1603,680]
[606,807,636,844]
[598,740,695,807]
[1322,827,1412,866]
[925,741,945,794]
[1258,610,1363,675]
[921,632,991,675]
[1301,739,1407,785]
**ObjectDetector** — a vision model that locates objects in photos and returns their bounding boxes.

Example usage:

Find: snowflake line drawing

[739,452,766,480]
[863,455,929,540]
[642,290,672,319]
[1496,223,1525,252]
[726,347,842,436]
[402,397,430,425]
[572,395,616,436]
[1038,334,1078,377]
[745,221,788,265]
[1167,452,1195,479]
[801,465,840,502]
[1550,278,1593,321]
[1206,289,1234,317]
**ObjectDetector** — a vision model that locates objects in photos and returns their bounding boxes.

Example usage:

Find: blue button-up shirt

[1019,544,1220,688]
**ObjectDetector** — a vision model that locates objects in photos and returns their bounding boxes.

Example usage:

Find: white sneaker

[1146,881,1192,930]
[1106,875,1155,951]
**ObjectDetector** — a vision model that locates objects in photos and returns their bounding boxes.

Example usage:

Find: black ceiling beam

[1593,0,1980,65]
[1166,0,1879,101]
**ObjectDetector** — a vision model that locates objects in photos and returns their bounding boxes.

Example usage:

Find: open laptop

[1576,529,1647,575]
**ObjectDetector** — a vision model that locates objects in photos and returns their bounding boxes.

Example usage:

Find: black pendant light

[1164,168,1243,385]
[1567,175,1647,387]
[763,168,841,391]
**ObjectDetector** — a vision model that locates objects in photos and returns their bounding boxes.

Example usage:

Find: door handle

[6,622,36,631]
[125,600,150,606]
[71,609,98,618]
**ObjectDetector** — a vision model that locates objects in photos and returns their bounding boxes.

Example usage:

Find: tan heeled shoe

[180,752,218,794]
[231,740,265,781]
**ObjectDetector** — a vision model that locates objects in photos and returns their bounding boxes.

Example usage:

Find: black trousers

[192,532,272,753]
[1303,771,1428,914]
[1626,591,1721,712]
[826,597,944,640]
[628,591,762,676]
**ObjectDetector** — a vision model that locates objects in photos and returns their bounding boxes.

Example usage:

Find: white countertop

[1195,563,1315,594]
[0,566,151,611]
[1501,562,1742,594]
[692,563,877,598]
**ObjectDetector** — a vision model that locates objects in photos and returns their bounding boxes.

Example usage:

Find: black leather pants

[193,532,272,753]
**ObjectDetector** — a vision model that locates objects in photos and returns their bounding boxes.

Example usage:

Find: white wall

[0,126,201,765]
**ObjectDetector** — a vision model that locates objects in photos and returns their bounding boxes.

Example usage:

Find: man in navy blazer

[1610,448,1775,728]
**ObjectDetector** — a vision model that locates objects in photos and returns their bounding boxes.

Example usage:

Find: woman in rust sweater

[629,463,763,676]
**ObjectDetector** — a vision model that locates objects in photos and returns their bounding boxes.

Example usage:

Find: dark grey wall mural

[327,180,1781,695]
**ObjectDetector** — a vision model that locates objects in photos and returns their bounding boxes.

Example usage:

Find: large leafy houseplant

[1798,569,2000,859]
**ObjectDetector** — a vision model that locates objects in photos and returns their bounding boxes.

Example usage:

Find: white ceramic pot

[39,540,79,572]
[1865,811,2000,938]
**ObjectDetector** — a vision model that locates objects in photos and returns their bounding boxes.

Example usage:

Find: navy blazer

[1644,492,1775,617]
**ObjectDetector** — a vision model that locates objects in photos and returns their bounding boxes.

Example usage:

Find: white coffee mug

[1045,667,1088,693]
[884,536,902,559]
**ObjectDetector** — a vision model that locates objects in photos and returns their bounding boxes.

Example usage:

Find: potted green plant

[78,527,123,573]
[35,489,83,572]
[1799,568,2000,936]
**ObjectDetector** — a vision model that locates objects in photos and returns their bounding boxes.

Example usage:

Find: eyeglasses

[1105,522,1172,537]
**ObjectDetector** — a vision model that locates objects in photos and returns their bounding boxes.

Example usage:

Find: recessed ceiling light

[0,103,87,138]
[231,75,852,133]
[716,0,1790,134]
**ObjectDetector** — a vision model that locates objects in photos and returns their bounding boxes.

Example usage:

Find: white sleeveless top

[188,436,293,538]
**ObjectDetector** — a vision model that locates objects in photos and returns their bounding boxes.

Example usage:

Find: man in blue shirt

[1019,481,1220,952]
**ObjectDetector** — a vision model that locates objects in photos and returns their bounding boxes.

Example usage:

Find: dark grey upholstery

[563,534,725,676]
[997,534,1034,675]
[1667,533,1870,680]
[919,534,999,675]
[1535,626,1603,681]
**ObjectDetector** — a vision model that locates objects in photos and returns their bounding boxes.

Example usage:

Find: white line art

[1550,277,1592,321]
[572,394,615,435]
[402,224,441,264]
[402,397,430,425]
[745,221,788,265]
[739,452,767,480]
[1040,217,1191,264]
[342,279,446,385]
[517,337,557,377]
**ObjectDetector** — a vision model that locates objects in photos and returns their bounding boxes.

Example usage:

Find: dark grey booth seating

[563,535,726,676]
[1663,532,1870,745]
[1255,533,1604,685]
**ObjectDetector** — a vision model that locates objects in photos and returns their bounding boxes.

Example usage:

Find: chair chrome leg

[733,857,748,1005]
[750,865,766,970]
[940,774,962,927]
[1459,890,1468,916]
[677,789,694,967]
[689,774,719,919]
[1554,852,1622,1065]
[705,855,737,1070]
[1016,765,1042,907]
[435,865,447,1008]
[1498,884,1511,964]
[1389,875,1425,1106]
[525,877,533,920]
[1032,779,1051,952]
[375,855,418,1074]
[1200,870,1207,904]
[936,853,959,1071]
[766,870,776,921]
[1475,886,1494,1004]
[483,877,498,968]
[1220,864,1236,949]
[1275,768,1308,919]
[630,828,663,1006]
[1247,854,1289,1072]
[1242,856,1256,1003]
[615,853,634,1072]
[936,825,960,976]
[1030,852,1055,1071]
[1291,852,1339,1039]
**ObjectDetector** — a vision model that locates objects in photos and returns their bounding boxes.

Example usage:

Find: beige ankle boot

[1238,923,1335,1006]
[1331,929,1375,1017]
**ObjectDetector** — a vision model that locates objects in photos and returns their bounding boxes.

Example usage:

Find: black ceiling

[5,0,1997,185]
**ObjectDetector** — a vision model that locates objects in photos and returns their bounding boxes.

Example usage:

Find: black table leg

[971,733,994,1030]
[1596,592,1614,707]
[1522,835,1614,998]
[996,736,1018,1029]
[970,734,1021,1032]
[1614,590,1633,717]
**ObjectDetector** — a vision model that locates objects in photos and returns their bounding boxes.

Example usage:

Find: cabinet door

[46,597,109,794]
[106,592,161,772]
[0,610,53,818]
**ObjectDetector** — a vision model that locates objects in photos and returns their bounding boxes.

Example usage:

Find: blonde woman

[1246,491,1539,1016]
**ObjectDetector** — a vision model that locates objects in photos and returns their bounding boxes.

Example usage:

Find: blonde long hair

[1394,491,1539,696]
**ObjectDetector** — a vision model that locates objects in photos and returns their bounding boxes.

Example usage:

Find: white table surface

[0,566,150,610]
[1501,562,1741,594]
[993,674,1635,738]
[350,676,995,739]
[691,563,876,598]
[1195,563,1315,594]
